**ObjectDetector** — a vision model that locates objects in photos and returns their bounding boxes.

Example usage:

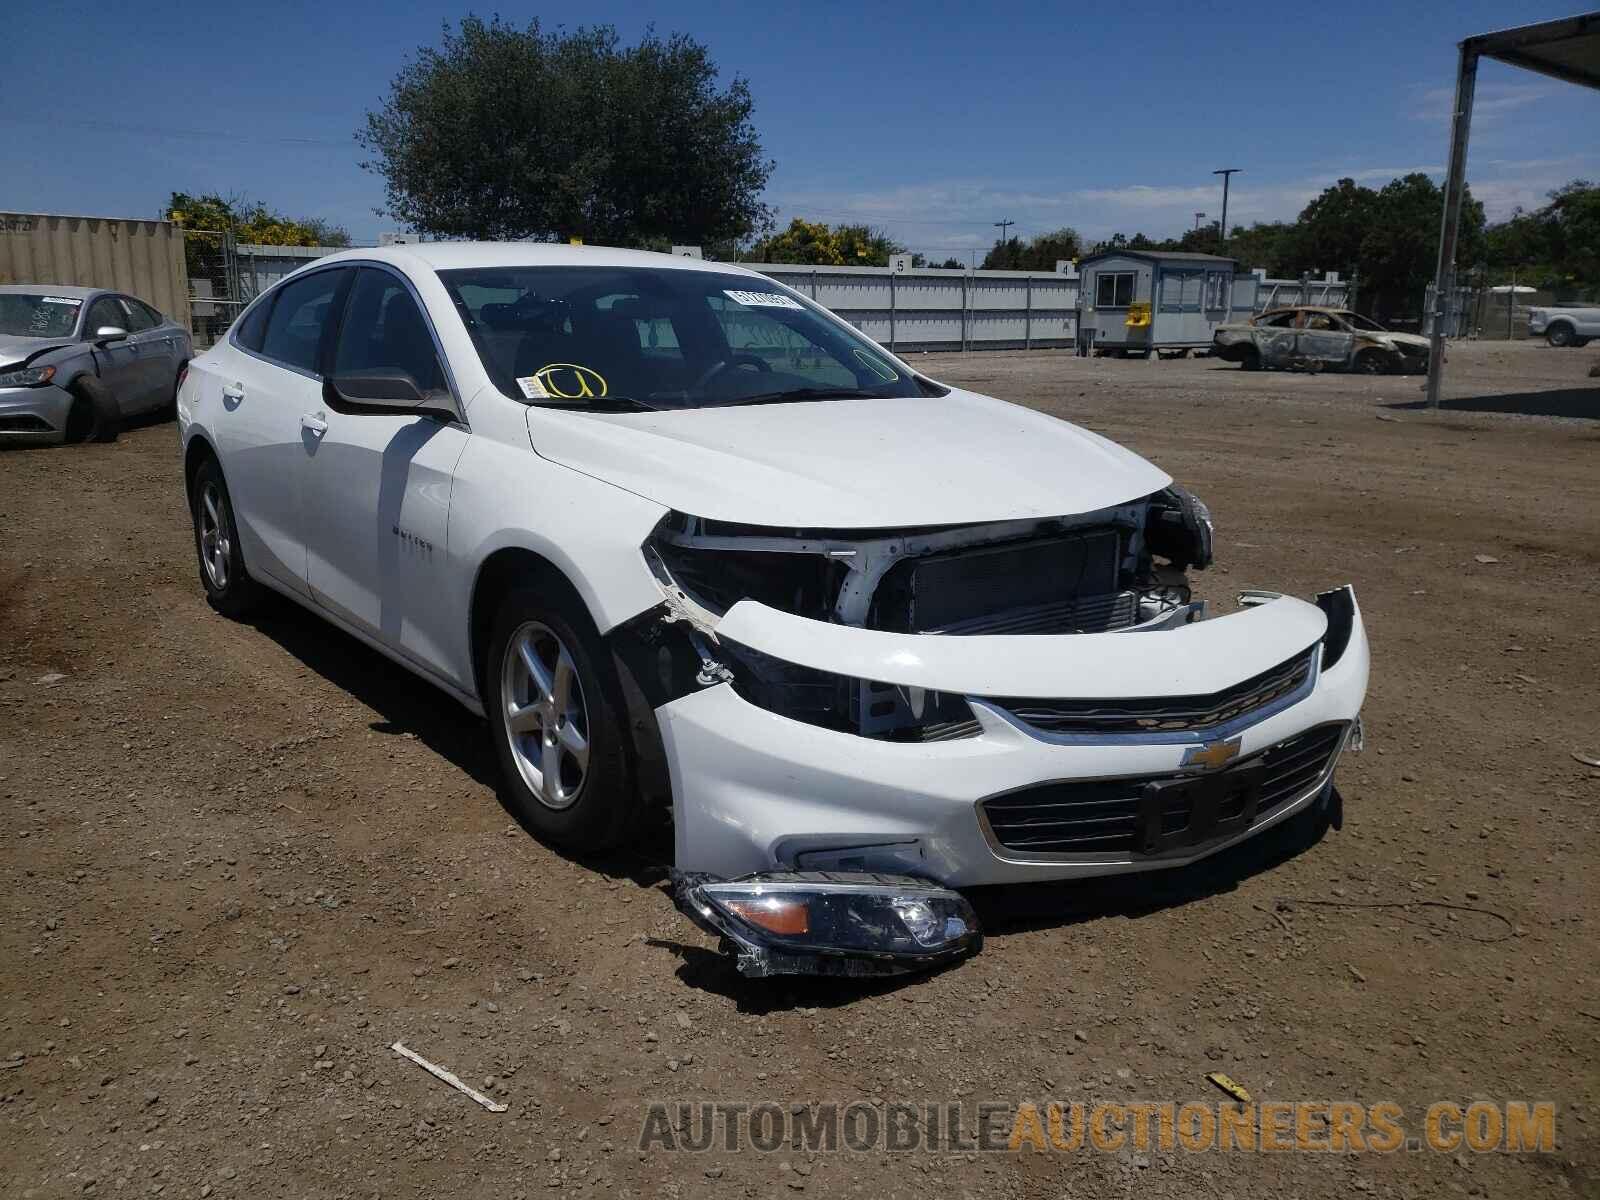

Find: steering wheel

[692,353,773,392]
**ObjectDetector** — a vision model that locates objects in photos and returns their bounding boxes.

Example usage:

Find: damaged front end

[600,482,1364,982]
[673,870,982,978]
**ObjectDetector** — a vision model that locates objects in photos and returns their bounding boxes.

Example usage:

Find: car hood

[526,388,1172,528]
[1373,332,1430,350]
[0,334,73,366]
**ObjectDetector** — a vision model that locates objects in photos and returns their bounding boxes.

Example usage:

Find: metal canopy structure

[1425,10,1600,408]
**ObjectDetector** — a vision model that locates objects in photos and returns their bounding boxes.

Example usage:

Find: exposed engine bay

[623,485,1217,743]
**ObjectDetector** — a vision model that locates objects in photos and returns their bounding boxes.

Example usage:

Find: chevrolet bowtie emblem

[1182,737,1242,770]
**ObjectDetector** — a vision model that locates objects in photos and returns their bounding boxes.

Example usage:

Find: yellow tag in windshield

[532,363,608,400]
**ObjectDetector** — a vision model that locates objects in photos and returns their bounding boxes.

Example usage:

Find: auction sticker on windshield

[43,297,83,306]
[724,290,803,310]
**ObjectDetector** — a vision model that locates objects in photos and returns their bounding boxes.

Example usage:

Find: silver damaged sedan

[0,285,192,445]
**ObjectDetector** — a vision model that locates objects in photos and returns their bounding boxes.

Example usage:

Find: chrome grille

[980,722,1348,856]
[991,648,1316,735]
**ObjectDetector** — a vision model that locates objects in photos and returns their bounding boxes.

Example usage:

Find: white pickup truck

[1527,305,1600,347]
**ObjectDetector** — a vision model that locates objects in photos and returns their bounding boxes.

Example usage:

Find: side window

[1303,312,1337,331]
[1259,311,1298,329]
[233,296,272,352]
[132,299,165,328]
[261,269,347,374]
[84,297,126,336]
[333,269,446,393]
[1095,272,1135,307]
[116,298,156,332]
[704,293,859,389]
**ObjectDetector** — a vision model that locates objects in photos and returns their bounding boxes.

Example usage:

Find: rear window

[260,269,347,373]
[234,296,272,352]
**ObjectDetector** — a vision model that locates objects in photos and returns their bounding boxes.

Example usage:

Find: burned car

[1213,306,1431,374]
[178,244,1369,979]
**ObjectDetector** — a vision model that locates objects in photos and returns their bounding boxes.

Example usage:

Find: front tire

[64,378,119,444]
[1546,323,1576,348]
[1353,348,1389,375]
[1239,346,1261,371]
[486,582,637,853]
[191,458,263,618]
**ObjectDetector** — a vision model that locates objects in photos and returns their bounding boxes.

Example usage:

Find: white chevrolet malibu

[178,244,1368,977]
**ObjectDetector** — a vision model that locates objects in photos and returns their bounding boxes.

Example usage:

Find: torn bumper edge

[658,587,1368,888]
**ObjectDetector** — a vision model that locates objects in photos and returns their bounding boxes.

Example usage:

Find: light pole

[1213,169,1240,253]
[993,219,1014,264]
[1194,211,1206,232]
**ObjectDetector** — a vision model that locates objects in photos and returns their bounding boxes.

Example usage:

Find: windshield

[1338,311,1388,332]
[438,266,931,409]
[0,293,82,339]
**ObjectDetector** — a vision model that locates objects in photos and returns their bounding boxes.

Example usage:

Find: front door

[82,295,144,413]
[302,267,469,685]
[1296,310,1354,367]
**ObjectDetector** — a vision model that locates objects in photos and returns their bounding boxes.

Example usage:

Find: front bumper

[659,589,1368,888]
[0,383,73,443]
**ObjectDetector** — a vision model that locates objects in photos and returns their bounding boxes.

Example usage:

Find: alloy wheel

[198,481,231,590]
[501,620,591,810]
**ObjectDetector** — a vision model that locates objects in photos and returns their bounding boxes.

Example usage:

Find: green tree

[1293,178,1380,276]
[1543,180,1600,288]
[166,192,350,247]
[358,16,773,246]
[749,219,905,266]
[984,227,1082,270]
[1358,173,1484,317]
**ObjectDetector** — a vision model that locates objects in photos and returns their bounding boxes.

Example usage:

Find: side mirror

[94,326,128,344]
[325,371,459,422]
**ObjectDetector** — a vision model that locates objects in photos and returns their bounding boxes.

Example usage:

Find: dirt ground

[3,339,1598,1199]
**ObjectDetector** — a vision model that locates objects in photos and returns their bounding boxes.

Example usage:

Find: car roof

[0,283,102,299]
[1262,305,1350,315]
[303,241,767,278]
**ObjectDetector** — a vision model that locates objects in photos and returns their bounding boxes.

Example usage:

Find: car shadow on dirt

[1383,387,1600,420]
[240,597,674,888]
[654,801,1335,1013]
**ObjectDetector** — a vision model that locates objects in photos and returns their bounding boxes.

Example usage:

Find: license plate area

[1138,761,1265,855]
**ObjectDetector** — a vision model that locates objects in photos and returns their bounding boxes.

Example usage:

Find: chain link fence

[182,229,246,349]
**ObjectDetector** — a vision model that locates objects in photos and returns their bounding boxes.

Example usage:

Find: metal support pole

[960,274,968,352]
[811,270,818,301]
[889,271,897,352]
[1025,277,1033,350]
[1426,45,1477,410]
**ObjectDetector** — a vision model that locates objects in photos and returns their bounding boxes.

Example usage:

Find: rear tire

[485,580,637,853]
[64,378,118,444]
[1546,323,1576,347]
[191,458,263,618]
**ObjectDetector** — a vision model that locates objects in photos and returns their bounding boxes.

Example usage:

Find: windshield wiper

[721,387,887,408]
[529,395,662,413]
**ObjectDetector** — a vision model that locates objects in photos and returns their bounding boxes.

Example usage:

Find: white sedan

[177,243,1368,978]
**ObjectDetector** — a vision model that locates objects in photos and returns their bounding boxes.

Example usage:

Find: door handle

[221,385,245,403]
[301,412,328,436]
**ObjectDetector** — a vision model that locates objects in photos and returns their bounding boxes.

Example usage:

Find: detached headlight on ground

[675,871,982,978]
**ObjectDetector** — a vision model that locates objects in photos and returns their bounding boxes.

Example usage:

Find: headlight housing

[721,639,978,740]
[677,871,982,978]
[0,364,56,389]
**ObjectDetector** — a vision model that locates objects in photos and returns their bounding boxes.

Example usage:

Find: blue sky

[5,0,1598,259]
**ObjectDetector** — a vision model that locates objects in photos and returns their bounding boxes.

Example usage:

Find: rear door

[302,266,469,682]
[212,266,353,597]
[1252,309,1300,367]
[111,296,168,409]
